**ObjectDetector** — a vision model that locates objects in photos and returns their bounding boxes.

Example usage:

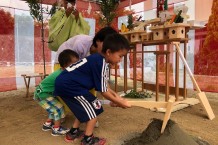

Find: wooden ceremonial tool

[173,42,215,120]
[128,96,176,133]
[160,97,175,133]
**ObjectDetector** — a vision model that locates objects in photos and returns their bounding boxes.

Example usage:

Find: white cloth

[55,34,93,63]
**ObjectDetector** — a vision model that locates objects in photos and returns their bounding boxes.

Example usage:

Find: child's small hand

[72,9,79,20]
[65,6,75,17]
[110,98,131,108]
[120,99,131,108]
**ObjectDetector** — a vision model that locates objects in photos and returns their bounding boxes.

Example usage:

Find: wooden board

[128,100,168,109]
[165,23,191,28]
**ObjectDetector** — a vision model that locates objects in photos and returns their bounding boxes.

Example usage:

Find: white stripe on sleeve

[101,59,108,92]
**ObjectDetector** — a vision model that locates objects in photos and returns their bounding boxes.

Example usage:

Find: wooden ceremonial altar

[118,24,215,133]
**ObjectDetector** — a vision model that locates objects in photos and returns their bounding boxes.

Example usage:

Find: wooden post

[142,46,144,92]
[165,44,170,101]
[124,54,128,93]
[183,41,187,99]
[156,54,160,101]
[175,44,179,101]
[133,47,137,91]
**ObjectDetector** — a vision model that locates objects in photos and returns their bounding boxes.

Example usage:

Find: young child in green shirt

[34,49,79,136]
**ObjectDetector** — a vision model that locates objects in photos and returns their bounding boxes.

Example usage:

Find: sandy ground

[0,88,218,145]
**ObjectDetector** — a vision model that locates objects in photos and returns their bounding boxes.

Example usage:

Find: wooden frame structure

[118,22,215,133]
[119,22,191,101]
[115,38,189,100]
[124,41,215,134]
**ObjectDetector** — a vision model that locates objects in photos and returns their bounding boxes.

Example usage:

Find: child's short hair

[58,49,79,68]
[102,33,130,53]
[92,27,117,47]
[66,0,76,3]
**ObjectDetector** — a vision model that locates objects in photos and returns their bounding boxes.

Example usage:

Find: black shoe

[65,129,84,142]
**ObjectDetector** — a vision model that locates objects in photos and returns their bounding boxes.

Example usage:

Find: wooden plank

[173,42,201,92]
[120,30,146,35]
[128,100,168,109]
[131,38,189,46]
[164,23,190,28]
[197,92,215,120]
[150,25,164,30]
[21,73,44,78]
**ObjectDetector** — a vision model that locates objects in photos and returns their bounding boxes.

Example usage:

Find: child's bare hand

[65,6,74,17]
[120,99,131,108]
[110,98,131,108]
[72,9,79,20]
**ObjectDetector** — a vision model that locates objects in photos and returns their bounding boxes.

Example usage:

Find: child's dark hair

[102,33,130,54]
[58,49,79,68]
[66,0,76,3]
[93,27,117,47]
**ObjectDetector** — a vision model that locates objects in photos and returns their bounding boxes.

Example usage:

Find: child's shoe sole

[64,133,84,143]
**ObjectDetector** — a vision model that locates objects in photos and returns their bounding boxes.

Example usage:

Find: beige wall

[195,0,213,21]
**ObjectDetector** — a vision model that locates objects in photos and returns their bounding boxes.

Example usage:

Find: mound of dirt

[123,119,210,145]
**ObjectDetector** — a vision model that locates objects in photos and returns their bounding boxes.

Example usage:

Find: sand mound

[123,119,210,145]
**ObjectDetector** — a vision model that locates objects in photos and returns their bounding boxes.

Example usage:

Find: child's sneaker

[42,122,54,131]
[51,126,70,136]
[65,129,84,142]
[81,136,106,145]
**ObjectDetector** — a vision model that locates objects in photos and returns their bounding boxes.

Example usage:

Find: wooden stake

[197,92,215,120]
[161,96,175,133]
